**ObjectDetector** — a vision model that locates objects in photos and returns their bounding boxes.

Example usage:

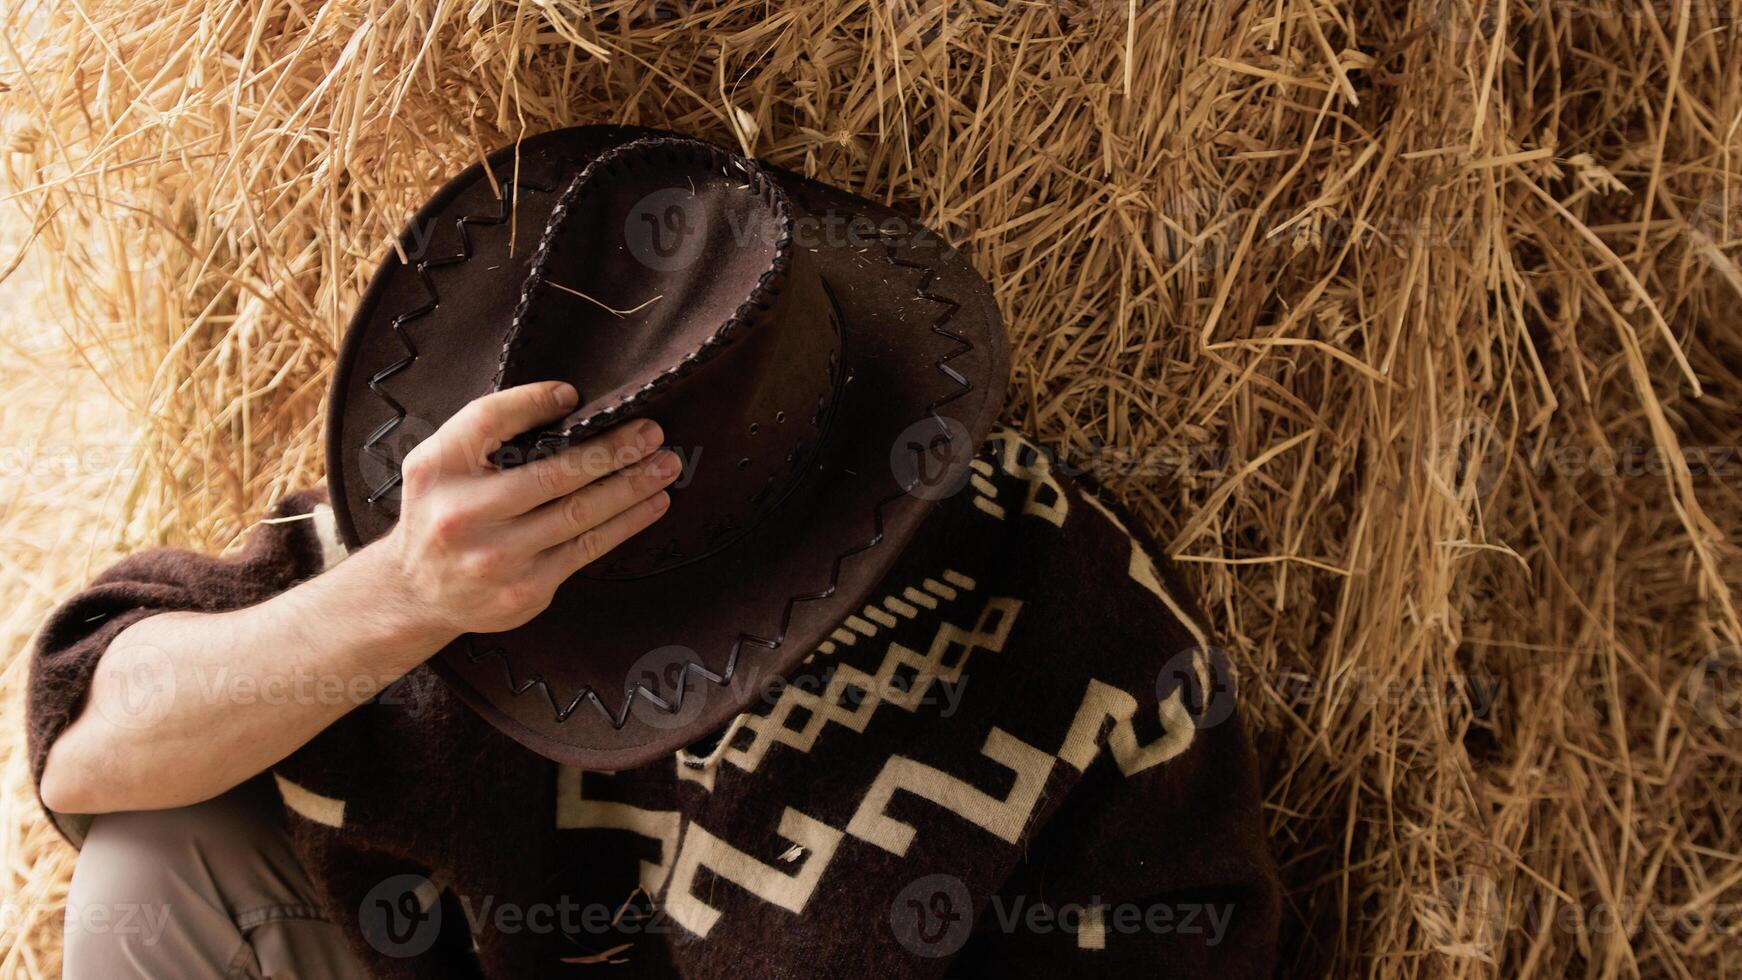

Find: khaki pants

[64,779,368,979]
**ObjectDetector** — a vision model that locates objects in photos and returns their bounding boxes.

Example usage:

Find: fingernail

[651,491,671,513]
[651,451,680,478]
[554,383,579,408]
[639,420,664,449]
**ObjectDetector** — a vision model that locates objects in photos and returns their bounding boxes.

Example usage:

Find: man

[29,128,1280,978]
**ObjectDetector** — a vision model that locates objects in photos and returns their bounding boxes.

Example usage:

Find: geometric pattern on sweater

[818,568,979,654]
[969,427,1070,526]
[1058,674,1200,775]
[552,647,1213,941]
[309,426,1220,948]
[555,766,679,895]
[844,725,1053,858]
[666,568,1015,793]
[555,771,851,941]
[27,429,1284,979]
[720,581,1021,778]
[553,428,1218,941]
[663,805,845,938]
[979,427,1209,647]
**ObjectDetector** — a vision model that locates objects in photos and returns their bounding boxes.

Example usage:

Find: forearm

[38,384,675,815]
[39,542,456,814]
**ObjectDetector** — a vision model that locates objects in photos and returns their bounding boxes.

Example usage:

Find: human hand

[371,381,677,638]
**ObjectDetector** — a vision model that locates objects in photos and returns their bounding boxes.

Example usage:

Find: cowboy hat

[326,126,1008,769]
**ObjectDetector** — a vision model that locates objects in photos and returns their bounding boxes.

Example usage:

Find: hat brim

[326,126,1008,770]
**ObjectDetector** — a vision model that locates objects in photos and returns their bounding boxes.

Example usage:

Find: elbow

[38,757,86,815]
[38,740,112,816]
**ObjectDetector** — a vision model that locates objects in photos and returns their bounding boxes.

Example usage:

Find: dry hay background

[1,0,1740,976]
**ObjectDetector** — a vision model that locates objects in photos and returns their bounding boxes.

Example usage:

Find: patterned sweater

[28,430,1280,978]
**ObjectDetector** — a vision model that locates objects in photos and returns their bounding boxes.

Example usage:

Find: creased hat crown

[494,137,845,579]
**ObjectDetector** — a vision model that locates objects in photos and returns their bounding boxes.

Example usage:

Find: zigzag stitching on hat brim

[460,229,980,732]
[359,171,565,503]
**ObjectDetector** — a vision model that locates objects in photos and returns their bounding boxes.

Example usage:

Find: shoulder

[918,428,1231,736]
[66,486,341,603]
[267,487,346,576]
[956,427,1210,641]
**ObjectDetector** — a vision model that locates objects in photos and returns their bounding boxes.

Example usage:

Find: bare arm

[40,381,679,814]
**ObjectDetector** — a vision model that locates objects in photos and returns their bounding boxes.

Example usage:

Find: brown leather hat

[326,126,1008,769]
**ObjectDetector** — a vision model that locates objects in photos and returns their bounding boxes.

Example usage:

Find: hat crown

[495,137,844,579]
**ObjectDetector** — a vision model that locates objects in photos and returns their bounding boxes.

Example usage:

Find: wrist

[324,534,461,663]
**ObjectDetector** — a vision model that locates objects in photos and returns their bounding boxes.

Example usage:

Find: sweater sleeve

[26,489,342,846]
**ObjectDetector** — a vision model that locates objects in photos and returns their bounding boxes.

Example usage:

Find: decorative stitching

[352,137,983,732]
[461,223,979,729]
[360,173,558,504]
[492,137,799,454]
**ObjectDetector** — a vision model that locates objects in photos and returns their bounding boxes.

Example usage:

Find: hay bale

[1,0,1739,976]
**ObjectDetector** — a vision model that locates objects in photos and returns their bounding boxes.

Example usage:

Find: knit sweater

[28,429,1281,979]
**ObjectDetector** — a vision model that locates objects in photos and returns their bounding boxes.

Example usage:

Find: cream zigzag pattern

[969,428,1070,526]
[555,767,680,895]
[1057,676,1199,776]
[719,575,1022,777]
[663,807,844,938]
[573,666,1206,940]
[846,727,1054,856]
[842,654,1207,859]
[551,438,1217,939]
[675,568,996,790]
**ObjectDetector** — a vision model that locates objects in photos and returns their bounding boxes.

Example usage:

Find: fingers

[425,381,580,474]
[532,489,673,585]
[507,450,682,552]
[485,418,666,517]
[388,384,680,634]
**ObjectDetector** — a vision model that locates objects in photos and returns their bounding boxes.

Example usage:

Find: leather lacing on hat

[494,136,800,445]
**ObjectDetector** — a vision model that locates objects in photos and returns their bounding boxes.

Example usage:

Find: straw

[2,1,1740,976]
